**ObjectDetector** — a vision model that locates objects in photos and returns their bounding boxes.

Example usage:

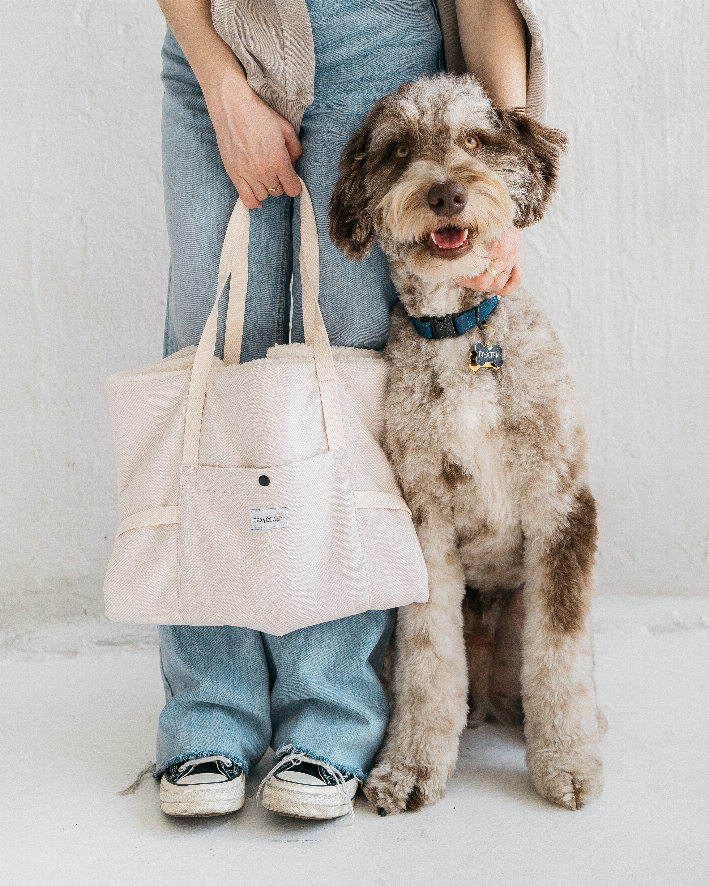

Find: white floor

[2,595,708,886]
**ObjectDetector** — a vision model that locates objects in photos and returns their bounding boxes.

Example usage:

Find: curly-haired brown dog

[330,74,606,814]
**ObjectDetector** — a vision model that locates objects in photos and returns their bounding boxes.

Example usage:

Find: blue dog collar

[411,295,499,340]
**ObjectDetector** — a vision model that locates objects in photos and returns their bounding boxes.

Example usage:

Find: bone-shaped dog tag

[469,324,503,372]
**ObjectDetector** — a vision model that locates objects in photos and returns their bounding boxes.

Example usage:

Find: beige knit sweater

[211,0,547,130]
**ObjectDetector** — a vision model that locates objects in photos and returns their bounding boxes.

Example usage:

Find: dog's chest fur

[384,290,587,594]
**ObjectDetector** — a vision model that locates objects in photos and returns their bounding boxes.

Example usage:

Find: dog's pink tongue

[432,228,467,249]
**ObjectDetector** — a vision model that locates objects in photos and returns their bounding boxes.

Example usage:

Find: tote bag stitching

[332,446,370,609]
[350,465,373,610]
[176,472,184,623]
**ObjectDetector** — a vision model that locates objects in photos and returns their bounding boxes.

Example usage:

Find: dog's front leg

[521,487,605,809]
[365,509,468,815]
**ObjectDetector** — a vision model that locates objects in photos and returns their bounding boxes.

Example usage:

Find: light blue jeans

[157,0,443,780]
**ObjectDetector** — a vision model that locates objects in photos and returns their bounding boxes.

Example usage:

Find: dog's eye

[464,136,479,149]
[394,144,410,159]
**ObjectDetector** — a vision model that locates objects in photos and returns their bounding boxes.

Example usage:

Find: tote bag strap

[297,184,347,452]
[182,180,346,468]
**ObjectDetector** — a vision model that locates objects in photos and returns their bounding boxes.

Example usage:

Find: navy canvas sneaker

[261,753,358,819]
[160,755,245,817]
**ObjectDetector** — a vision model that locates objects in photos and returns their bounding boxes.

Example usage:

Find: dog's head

[330,74,567,288]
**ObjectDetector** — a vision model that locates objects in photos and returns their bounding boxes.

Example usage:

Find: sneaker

[160,755,245,817]
[261,754,358,820]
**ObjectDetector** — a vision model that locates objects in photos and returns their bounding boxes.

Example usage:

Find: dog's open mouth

[425,226,473,258]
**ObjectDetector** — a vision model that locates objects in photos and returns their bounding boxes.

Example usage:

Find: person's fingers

[247,177,270,204]
[456,258,513,293]
[454,227,522,293]
[485,259,515,293]
[258,165,299,200]
[233,177,262,210]
[222,119,301,200]
[281,125,304,164]
[274,157,302,198]
[261,178,285,197]
[269,123,303,197]
[498,263,522,296]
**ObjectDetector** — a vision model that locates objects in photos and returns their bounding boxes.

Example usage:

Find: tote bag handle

[221,188,322,361]
[181,180,346,467]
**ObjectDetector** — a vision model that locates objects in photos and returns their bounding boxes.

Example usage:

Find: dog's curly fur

[330,74,605,814]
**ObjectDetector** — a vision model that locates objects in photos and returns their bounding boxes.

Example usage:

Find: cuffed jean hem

[154,750,250,780]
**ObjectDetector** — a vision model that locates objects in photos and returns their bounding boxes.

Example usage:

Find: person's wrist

[188,29,249,104]
[201,63,263,145]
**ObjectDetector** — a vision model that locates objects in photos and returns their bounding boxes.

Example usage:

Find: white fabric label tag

[250,507,288,530]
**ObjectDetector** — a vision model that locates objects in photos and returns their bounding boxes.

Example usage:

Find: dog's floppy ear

[496,111,568,227]
[329,115,378,260]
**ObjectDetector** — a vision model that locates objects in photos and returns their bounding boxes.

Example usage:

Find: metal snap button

[258,475,270,486]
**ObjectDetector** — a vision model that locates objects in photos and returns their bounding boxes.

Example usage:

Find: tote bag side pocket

[104,523,181,623]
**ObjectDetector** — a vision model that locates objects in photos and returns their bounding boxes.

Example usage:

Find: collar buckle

[426,315,457,339]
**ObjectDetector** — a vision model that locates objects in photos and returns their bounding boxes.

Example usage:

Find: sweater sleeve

[211,0,315,131]
[436,0,548,122]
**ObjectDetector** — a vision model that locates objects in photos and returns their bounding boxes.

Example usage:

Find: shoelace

[117,762,155,796]
[117,755,236,796]
[256,745,357,824]
[177,755,234,772]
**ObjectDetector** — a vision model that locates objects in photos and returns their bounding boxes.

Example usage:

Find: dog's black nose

[427,181,467,216]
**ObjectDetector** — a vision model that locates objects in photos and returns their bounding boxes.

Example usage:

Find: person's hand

[455,226,522,295]
[203,67,303,209]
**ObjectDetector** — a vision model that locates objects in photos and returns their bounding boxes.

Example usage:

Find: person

[153,0,547,820]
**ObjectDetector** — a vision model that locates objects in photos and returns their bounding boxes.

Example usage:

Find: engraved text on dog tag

[469,324,503,372]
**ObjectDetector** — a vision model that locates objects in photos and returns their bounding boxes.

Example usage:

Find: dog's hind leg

[464,585,525,726]
[463,587,498,727]
[520,486,604,810]
[364,509,468,815]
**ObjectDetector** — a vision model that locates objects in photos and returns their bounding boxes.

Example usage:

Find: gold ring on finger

[487,265,499,279]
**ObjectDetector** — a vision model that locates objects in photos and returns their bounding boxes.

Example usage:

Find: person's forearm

[156,0,303,208]
[156,0,246,97]
[456,0,527,110]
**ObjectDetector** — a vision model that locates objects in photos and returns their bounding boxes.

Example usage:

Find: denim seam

[155,750,250,779]
[427,0,445,72]
[158,648,176,700]
[163,262,173,358]
[272,744,366,782]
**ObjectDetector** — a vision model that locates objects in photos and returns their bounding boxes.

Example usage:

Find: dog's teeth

[429,229,468,249]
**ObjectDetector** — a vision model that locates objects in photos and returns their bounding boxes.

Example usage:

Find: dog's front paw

[364,755,452,816]
[526,744,603,810]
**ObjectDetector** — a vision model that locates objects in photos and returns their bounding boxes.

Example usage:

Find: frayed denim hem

[272,744,367,782]
[154,750,250,779]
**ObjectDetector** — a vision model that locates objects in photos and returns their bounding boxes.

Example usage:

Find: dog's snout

[427,181,468,217]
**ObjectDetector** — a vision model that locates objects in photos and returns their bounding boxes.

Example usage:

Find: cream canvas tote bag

[104,182,428,635]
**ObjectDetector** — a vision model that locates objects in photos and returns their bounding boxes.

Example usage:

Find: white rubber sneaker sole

[261,775,358,819]
[160,773,245,817]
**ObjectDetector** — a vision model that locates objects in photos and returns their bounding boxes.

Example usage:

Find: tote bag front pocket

[177,449,370,634]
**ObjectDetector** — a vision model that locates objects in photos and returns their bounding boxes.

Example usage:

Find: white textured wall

[2,2,168,624]
[2,2,707,626]
[524,0,709,599]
